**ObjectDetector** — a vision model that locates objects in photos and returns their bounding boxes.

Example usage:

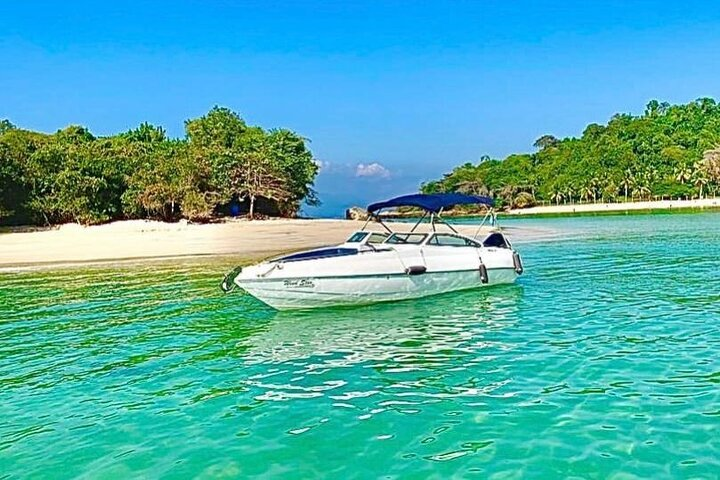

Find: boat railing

[473,209,499,239]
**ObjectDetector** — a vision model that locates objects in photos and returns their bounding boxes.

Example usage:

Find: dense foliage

[0,108,318,225]
[422,99,720,208]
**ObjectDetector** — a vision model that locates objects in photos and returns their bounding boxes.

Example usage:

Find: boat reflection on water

[238,285,524,369]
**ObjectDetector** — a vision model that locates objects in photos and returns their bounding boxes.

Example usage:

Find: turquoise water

[2,213,720,478]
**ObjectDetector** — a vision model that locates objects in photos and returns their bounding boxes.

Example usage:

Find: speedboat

[221,193,523,310]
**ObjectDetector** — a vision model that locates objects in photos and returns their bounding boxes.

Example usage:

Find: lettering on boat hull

[283,278,316,289]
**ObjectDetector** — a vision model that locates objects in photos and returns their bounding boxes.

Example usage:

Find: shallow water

[2,213,720,478]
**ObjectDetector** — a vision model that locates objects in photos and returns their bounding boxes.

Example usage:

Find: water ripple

[2,214,720,477]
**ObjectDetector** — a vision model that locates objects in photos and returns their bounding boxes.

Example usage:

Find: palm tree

[620,170,635,202]
[645,166,659,184]
[580,184,592,203]
[565,185,575,205]
[590,177,602,203]
[499,184,518,202]
[550,190,564,206]
[675,164,692,185]
[692,161,709,199]
[603,181,618,202]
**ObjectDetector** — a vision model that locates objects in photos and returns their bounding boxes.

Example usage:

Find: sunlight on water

[2,213,720,478]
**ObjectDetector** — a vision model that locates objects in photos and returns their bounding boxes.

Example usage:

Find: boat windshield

[385,233,427,245]
[367,233,389,244]
[428,233,481,247]
[346,231,390,244]
[346,231,369,243]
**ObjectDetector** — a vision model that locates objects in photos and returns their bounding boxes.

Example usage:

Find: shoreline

[504,197,720,216]
[2,199,718,271]
[0,218,526,272]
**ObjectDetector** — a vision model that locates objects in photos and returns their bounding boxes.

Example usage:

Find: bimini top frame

[362,193,496,236]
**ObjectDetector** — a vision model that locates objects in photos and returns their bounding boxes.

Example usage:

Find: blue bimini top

[367,193,494,214]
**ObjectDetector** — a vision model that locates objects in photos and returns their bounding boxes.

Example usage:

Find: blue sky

[2,1,720,216]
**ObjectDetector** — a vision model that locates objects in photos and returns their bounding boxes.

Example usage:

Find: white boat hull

[238,266,517,310]
[227,228,523,310]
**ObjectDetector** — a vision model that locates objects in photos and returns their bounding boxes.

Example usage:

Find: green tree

[185,107,319,217]
[0,127,47,222]
[674,165,692,185]
[550,189,564,206]
[425,98,720,209]
[265,129,319,214]
[122,122,167,144]
[620,170,635,202]
[1,106,319,226]
[580,183,593,203]
[28,133,130,224]
[185,106,248,149]
[0,119,16,135]
[602,181,618,202]
[692,161,709,198]
[232,152,292,218]
[122,140,202,221]
[533,135,559,150]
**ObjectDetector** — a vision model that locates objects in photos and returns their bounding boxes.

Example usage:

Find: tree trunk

[249,195,255,219]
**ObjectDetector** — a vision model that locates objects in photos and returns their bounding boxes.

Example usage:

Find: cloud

[355,162,391,178]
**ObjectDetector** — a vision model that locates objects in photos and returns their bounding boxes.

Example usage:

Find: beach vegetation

[0,107,318,225]
[423,98,720,207]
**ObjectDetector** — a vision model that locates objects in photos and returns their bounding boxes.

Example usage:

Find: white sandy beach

[4,197,716,269]
[505,197,720,215]
[0,218,531,270]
